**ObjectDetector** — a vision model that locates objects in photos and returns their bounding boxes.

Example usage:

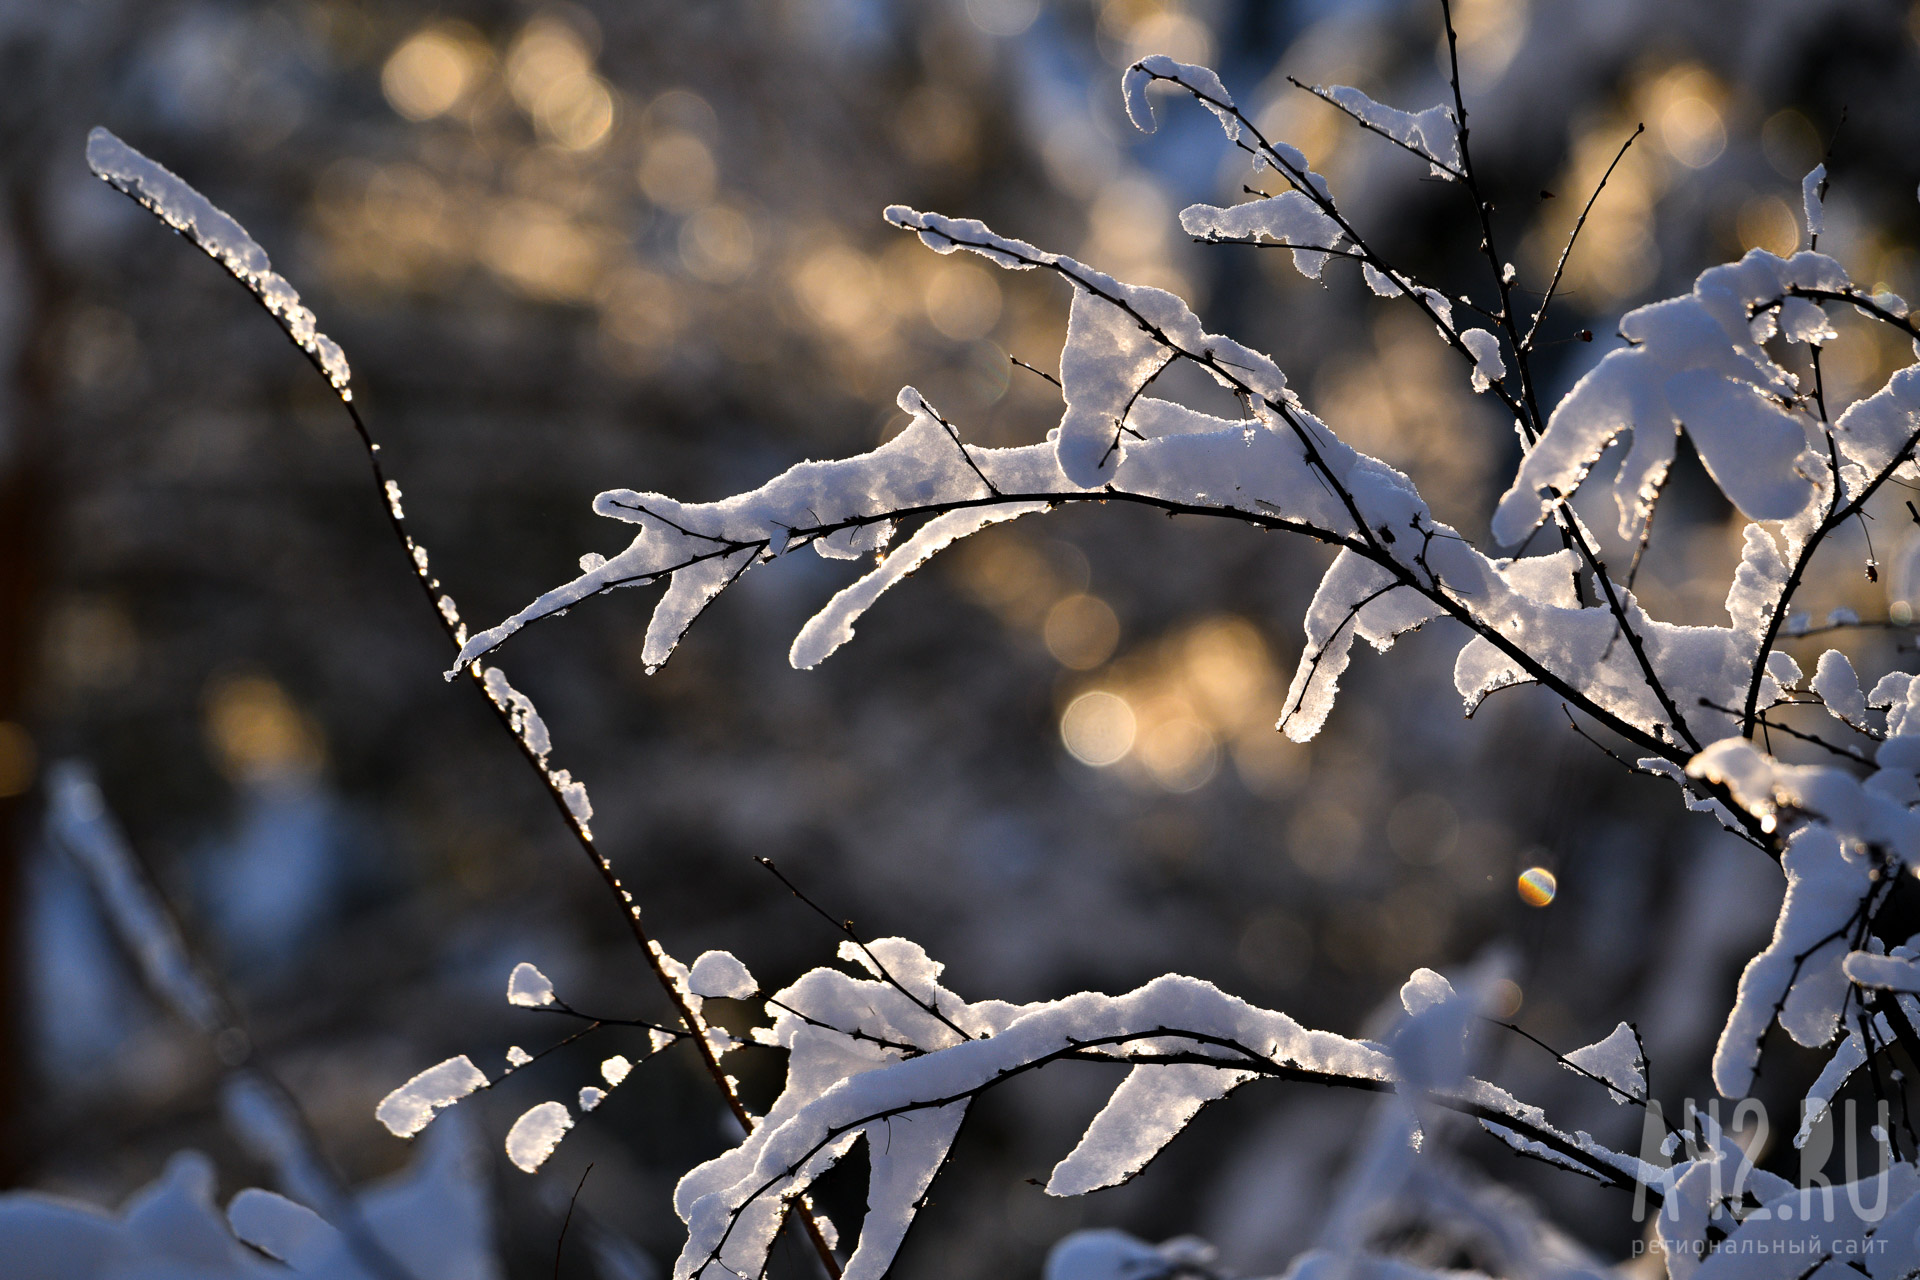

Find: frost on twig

[376,1057,490,1138]
[1562,1023,1647,1104]
[461,191,1836,760]
[505,1101,574,1173]
[1459,328,1505,393]
[1180,194,1342,280]
[377,957,670,1178]
[1279,551,1439,742]
[688,950,759,1000]
[507,961,556,1008]
[86,128,352,396]
[1804,163,1828,247]
[440,58,1920,1162]
[1121,54,1239,141]
[481,667,596,832]
[1318,85,1462,179]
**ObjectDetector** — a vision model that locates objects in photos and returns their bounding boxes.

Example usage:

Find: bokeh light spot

[639,133,718,213]
[1517,866,1558,908]
[965,0,1039,37]
[1043,594,1119,670]
[205,675,324,783]
[1738,195,1800,256]
[507,16,614,151]
[382,26,482,122]
[1061,691,1135,766]
[793,245,881,334]
[1660,96,1725,169]
[925,262,1003,341]
[1762,109,1823,180]
[679,206,755,283]
[1138,715,1217,792]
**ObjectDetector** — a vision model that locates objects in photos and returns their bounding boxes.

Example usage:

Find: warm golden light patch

[382,25,484,122]
[1135,711,1217,791]
[0,722,36,799]
[792,245,882,335]
[924,262,1003,341]
[679,206,755,284]
[1044,594,1120,670]
[1488,978,1524,1018]
[639,133,717,213]
[205,675,324,782]
[507,17,615,151]
[1737,195,1800,257]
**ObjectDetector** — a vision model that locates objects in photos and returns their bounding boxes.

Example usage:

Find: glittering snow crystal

[1322,85,1461,178]
[687,950,759,1000]
[1563,1023,1645,1103]
[505,1102,573,1173]
[377,1056,489,1138]
[86,129,353,396]
[507,961,556,1008]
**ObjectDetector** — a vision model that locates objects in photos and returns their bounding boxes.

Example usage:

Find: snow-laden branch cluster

[78,19,1920,1280]
[453,57,1919,782]
[377,933,1660,1280]
[663,951,1667,1280]
[429,46,1920,1280]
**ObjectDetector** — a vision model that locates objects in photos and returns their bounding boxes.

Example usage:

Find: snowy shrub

[44,3,1920,1278]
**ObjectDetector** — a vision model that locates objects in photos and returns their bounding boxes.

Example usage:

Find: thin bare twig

[1808,107,1847,254]
[764,997,925,1055]
[1486,1019,1673,1129]
[922,395,1001,497]
[1122,58,1701,752]
[522,999,689,1040]
[1009,353,1061,388]
[1127,63,1533,431]
[1697,697,1874,766]
[1521,124,1644,353]
[1433,7,1695,751]
[1736,336,1920,747]
[1561,704,1637,774]
[554,1164,593,1280]
[1189,235,1373,263]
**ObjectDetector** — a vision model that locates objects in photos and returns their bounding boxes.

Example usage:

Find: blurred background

[5,0,1920,1275]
